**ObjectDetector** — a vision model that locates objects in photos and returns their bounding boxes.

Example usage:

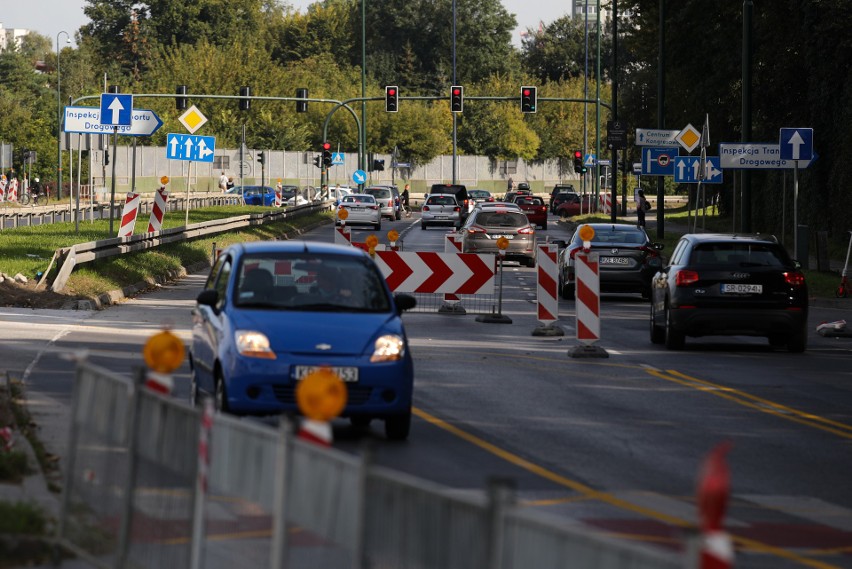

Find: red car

[555,194,603,218]
[512,195,548,230]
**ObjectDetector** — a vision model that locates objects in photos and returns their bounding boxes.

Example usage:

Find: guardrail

[57,361,687,569]
[49,201,330,292]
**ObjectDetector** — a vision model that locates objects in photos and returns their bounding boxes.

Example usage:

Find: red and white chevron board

[6,178,17,202]
[443,234,464,302]
[118,192,141,237]
[146,188,169,233]
[0,178,6,202]
[575,252,600,344]
[598,193,613,214]
[374,251,496,294]
[536,244,559,325]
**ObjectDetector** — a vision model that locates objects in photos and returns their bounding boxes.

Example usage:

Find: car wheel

[664,303,685,350]
[421,222,427,230]
[385,411,411,441]
[560,281,575,300]
[190,364,201,407]
[214,370,229,413]
[540,223,547,231]
[786,324,807,353]
[649,302,665,344]
[351,416,372,429]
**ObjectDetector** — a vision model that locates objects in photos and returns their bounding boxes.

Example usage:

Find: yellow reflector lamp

[143,330,185,373]
[296,367,347,421]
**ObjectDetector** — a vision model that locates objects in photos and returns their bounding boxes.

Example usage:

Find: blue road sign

[331,152,345,165]
[99,94,133,127]
[352,169,367,185]
[166,133,216,163]
[674,156,723,184]
[779,128,813,161]
[641,146,678,176]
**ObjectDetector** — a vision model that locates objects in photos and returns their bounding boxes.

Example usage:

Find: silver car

[459,207,537,266]
[365,186,401,221]
[336,194,382,230]
[421,193,462,229]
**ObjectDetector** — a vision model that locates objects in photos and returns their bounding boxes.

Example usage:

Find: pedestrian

[226,177,234,190]
[507,177,514,192]
[401,184,411,217]
[219,171,229,192]
[636,189,650,227]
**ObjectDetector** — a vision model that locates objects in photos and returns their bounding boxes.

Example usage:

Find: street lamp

[56,30,70,200]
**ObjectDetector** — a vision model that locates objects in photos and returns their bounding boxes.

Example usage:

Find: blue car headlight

[370,335,405,362]
[235,330,276,359]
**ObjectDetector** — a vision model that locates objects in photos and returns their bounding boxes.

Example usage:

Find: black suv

[549,184,577,213]
[650,233,808,352]
[429,184,470,221]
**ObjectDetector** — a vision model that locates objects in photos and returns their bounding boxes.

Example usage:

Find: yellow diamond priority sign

[676,123,701,153]
[178,105,208,134]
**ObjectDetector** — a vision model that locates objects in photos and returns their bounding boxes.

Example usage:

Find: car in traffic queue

[468,189,495,205]
[335,193,382,230]
[649,233,808,352]
[365,185,401,221]
[458,206,537,267]
[512,194,548,230]
[226,185,278,207]
[502,189,532,203]
[549,184,577,213]
[420,193,462,229]
[556,223,664,299]
[428,184,471,222]
[554,193,600,218]
[189,241,418,440]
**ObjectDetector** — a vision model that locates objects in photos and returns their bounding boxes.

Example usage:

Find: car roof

[684,233,779,244]
[227,240,370,259]
[344,193,376,200]
[427,193,458,200]
[476,201,520,209]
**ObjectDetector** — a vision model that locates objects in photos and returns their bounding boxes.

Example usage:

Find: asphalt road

[3,212,852,568]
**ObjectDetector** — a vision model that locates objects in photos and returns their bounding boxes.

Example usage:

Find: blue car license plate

[294,365,359,382]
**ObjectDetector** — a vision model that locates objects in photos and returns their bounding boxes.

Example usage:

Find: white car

[336,194,382,230]
[285,195,309,206]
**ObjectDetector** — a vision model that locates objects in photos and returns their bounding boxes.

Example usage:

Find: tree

[521,16,612,83]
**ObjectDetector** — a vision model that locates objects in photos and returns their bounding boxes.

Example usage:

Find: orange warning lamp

[337,208,349,221]
[160,176,170,185]
[296,367,347,421]
[496,236,509,255]
[387,230,399,243]
[143,330,185,373]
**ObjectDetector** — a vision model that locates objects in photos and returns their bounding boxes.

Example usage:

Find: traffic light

[385,86,399,112]
[573,150,585,174]
[450,85,463,113]
[295,88,308,113]
[521,85,537,113]
[373,159,385,172]
[258,151,265,165]
[322,142,332,166]
[313,156,322,169]
[239,86,251,111]
[176,85,187,111]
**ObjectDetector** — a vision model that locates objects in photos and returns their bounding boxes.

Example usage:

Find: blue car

[226,185,277,206]
[189,241,417,440]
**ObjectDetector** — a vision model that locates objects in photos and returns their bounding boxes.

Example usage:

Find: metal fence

[57,361,686,569]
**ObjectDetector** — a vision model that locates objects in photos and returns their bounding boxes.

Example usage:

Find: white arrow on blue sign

[99,93,133,127]
[166,133,216,163]
[674,156,723,184]
[331,152,345,165]
[64,107,163,137]
[352,169,367,184]
[779,128,813,161]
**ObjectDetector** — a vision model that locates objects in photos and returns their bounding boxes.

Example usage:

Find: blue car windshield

[235,254,392,312]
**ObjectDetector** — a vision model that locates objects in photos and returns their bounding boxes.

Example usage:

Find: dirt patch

[0,280,81,310]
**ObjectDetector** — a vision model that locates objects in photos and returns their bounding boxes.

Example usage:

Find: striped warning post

[536,244,559,325]
[6,178,17,203]
[598,193,612,214]
[146,188,169,233]
[334,225,351,246]
[440,233,465,313]
[117,192,141,237]
[574,252,600,344]
[197,398,213,493]
[274,189,282,207]
[0,177,6,202]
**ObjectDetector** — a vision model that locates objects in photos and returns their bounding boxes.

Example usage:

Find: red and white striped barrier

[334,225,351,246]
[598,193,613,214]
[698,442,734,569]
[574,252,600,344]
[0,178,7,202]
[118,192,141,237]
[146,188,169,233]
[374,251,496,294]
[536,244,559,325]
[144,370,174,395]
[6,178,17,203]
[274,189,282,207]
[298,419,333,447]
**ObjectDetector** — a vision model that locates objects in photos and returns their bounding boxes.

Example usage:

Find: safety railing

[56,361,686,569]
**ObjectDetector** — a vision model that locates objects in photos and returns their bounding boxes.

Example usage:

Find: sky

[1,0,572,50]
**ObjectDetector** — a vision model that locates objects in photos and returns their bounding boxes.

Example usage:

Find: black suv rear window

[690,244,787,267]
